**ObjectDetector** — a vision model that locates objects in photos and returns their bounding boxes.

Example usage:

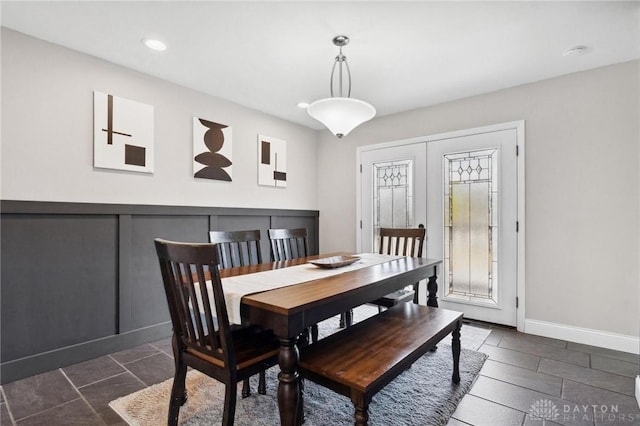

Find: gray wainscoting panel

[1,214,118,361]
[0,201,318,384]
[128,215,209,332]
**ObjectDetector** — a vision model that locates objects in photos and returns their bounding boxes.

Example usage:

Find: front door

[358,122,523,327]
[426,127,519,326]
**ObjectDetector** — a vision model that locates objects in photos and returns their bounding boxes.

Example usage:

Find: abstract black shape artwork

[193,118,232,181]
[258,134,287,187]
[93,91,154,173]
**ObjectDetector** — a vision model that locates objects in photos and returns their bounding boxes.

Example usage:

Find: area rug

[110,307,489,425]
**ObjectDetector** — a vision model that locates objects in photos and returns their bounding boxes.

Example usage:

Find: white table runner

[213,253,401,324]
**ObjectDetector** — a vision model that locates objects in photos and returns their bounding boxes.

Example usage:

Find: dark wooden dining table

[219,253,442,426]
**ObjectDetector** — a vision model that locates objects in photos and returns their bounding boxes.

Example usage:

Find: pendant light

[307,36,376,138]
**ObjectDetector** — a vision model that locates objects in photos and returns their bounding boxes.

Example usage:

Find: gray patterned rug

[110,307,489,426]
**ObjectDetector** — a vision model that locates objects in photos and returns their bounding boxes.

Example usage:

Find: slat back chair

[268,228,309,261]
[267,227,320,343]
[371,226,426,308]
[208,229,266,397]
[209,230,263,268]
[154,239,279,426]
[377,226,425,257]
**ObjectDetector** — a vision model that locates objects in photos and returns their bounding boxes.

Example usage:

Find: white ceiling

[2,1,639,130]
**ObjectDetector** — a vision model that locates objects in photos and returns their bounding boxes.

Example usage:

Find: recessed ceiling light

[563,46,589,57]
[297,102,310,109]
[143,38,167,52]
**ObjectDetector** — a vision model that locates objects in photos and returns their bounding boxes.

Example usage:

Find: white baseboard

[524,319,639,355]
[636,376,640,409]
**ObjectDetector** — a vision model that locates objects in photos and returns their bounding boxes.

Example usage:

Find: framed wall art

[258,134,287,187]
[193,117,232,181]
[93,91,154,173]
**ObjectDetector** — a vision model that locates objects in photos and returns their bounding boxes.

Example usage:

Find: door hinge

[516,297,519,308]
[516,221,519,232]
[360,164,363,173]
[360,220,363,229]
[516,145,520,156]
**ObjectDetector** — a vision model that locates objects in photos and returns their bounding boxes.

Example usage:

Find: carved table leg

[278,337,301,426]
[451,320,461,384]
[354,403,369,426]
[352,393,369,426]
[427,271,439,308]
[427,268,440,351]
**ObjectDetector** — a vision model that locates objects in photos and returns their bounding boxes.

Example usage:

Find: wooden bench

[298,303,463,426]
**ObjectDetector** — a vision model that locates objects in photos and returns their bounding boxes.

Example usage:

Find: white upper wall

[317,60,640,338]
[1,28,319,210]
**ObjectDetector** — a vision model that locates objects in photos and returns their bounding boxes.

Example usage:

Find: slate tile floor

[1,342,174,425]
[449,326,640,426]
[1,322,638,425]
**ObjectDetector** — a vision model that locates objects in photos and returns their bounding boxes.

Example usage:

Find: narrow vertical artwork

[93,91,154,173]
[258,135,287,187]
[193,118,232,181]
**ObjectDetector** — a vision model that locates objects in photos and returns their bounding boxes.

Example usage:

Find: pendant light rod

[330,36,351,97]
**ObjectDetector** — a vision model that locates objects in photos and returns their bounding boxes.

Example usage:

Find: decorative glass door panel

[444,149,499,305]
[359,143,426,257]
[373,160,413,252]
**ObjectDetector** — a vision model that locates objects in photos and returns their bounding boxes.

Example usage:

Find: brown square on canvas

[125,144,146,167]
[261,141,271,165]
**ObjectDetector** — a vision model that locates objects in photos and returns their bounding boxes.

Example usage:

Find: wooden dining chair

[370,225,426,309]
[209,230,263,268]
[154,239,279,426]
[267,227,322,343]
[268,227,309,261]
[209,229,266,397]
